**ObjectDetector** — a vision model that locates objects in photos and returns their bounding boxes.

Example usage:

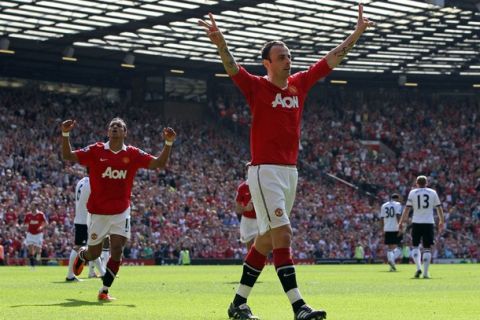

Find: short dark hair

[391,193,400,200]
[109,117,127,130]
[416,175,427,187]
[261,40,287,61]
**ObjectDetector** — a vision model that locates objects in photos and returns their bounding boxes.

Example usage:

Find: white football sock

[393,247,402,260]
[423,250,432,276]
[88,261,96,276]
[94,257,105,276]
[387,250,394,265]
[412,247,422,271]
[101,251,110,270]
[67,249,77,278]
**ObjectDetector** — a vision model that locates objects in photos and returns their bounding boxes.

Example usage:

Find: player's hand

[245,201,254,211]
[163,127,176,143]
[61,119,76,133]
[357,4,375,32]
[198,13,226,47]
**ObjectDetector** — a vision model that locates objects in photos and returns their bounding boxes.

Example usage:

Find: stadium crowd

[0,85,478,265]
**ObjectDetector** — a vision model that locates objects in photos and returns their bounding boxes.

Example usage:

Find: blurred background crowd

[0,86,478,265]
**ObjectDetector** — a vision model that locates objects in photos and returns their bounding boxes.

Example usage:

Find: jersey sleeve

[235,188,242,203]
[379,204,385,218]
[133,147,155,169]
[231,66,256,109]
[74,143,97,167]
[293,58,332,92]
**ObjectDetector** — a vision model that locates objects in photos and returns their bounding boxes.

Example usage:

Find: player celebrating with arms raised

[61,117,176,301]
[199,4,374,320]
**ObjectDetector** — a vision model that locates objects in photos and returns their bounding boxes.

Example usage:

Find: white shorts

[25,233,43,248]
[247,165,297,235]
[87,207,131,246]
[240,216,259,243]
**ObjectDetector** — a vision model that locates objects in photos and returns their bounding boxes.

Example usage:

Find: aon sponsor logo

[272,93,299,109]
[102,167,127,179]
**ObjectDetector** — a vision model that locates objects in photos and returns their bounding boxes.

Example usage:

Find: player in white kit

[398,176,445,279]
[379,194,403,271]
[66,176,106,281]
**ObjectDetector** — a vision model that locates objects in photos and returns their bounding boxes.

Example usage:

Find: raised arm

[198,13,239,76]
[325,4,374,69]
[61,119,79,162]
[148,127,177,170]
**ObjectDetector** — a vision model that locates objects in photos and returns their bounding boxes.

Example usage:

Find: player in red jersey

[61,117,176,301]
[200,5,374,320]
[235,179,257,251]
[24,199,47,268]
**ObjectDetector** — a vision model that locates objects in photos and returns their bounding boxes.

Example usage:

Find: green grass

[0,264,479,320]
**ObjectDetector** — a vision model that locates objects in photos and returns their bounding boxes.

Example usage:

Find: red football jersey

[75,142,154,215]
[236,181,256,219]
[24,211,47,234]
[4,211,16,224]
[232,59,331,165]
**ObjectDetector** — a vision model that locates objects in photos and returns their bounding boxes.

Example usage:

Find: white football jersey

[74,177,91,225]
[406,187,441,224]
[380,200,402,232]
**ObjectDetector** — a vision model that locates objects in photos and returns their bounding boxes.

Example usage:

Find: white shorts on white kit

[87,207,131,246]
[240,216,259,243]
[25,233,43,248]
[247,164,298,235]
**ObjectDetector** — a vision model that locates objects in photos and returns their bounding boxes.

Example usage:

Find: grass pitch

[0,264,478,320]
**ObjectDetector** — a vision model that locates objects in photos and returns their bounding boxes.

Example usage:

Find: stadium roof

[0,0,479,84]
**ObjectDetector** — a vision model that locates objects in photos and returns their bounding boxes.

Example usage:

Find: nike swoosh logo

[283,272,295,277]
[246,272,258,277]
[100,158,108,162]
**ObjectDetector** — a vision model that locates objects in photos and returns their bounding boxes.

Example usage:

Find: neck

[109,139,124,152]
[267,73,288,89]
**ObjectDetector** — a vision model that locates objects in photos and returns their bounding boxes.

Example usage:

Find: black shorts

[384,231,402,245]
[74,224,88,246]
[411,223,434,247]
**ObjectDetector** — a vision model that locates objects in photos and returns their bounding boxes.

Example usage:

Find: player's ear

[262,58,270,69]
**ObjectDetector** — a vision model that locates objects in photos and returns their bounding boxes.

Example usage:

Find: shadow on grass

[224,281,263,284]
[10,299,136,308]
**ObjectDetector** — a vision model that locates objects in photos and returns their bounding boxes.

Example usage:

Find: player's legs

[231,232,270,312]
[97,210,130,300]
[98,234,126,301]
[101,237,110,271]
[411,224,422,278]
[26,233,42,268]
[67,224,88,280]
[28,244,36,268]
[422,224,435,278]
[249,165,325,319]
[387,244,397,271]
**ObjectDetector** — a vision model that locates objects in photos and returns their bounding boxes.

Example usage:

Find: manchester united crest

[91,233,98,240]
[122,157,130,164]
[274,208,284,217]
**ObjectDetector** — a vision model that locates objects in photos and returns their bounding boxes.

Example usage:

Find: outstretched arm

[198,13,239,76]
[148,127,177,170]
[325,4,374,69]
[61,119,79,162]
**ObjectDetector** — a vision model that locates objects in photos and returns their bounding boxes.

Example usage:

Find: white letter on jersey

[102,167,127,179]
[272,93,299,109]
